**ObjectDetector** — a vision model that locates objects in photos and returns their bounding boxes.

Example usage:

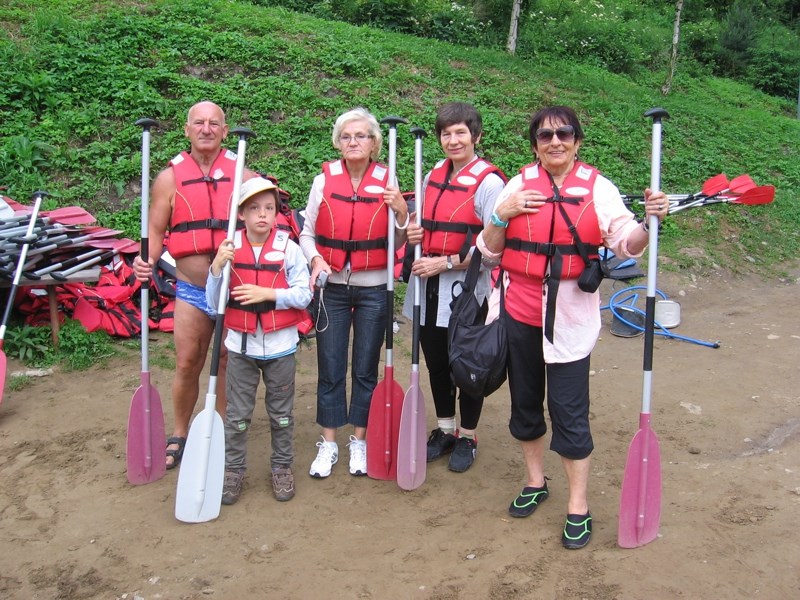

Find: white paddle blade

[175,408,225,523]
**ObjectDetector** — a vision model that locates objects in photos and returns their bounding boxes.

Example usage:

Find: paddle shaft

[176,127,254,521]
[0,192,46,343]
[380,116,405,471]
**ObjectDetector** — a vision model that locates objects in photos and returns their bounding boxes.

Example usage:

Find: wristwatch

[446,255,454,270]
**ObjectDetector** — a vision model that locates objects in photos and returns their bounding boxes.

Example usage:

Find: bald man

[134,101,257,469]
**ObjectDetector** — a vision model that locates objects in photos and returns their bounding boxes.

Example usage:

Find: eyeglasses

[535,125,576,144]
[339,133,373,144]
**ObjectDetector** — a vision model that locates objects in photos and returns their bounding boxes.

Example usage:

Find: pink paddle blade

[126,374,166,485]
[618,416,662,548]
[396,374,427,490]
[366,370,404,481]
[0,350,6,406]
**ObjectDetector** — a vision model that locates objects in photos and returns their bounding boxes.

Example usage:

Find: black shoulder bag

[447,249,508,398]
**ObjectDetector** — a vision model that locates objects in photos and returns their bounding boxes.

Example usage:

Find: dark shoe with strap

[447,436,477,473]
[562,512,592,549]
[165,436,186,470]
[508,482,549,518]
[426,428,457,463]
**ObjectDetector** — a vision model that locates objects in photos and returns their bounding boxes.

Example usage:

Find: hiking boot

[347,435,367,476]
[309,436,338,478]
[221,469,245,505]
[448,436,477,473]
[508,482,549,518]
[426,428,457,463]
[271,466,295,502]
[562,512,593,549]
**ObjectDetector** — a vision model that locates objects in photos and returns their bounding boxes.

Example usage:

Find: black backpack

[447,249,508,398]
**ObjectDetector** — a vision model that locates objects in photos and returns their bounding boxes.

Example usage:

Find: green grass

[1,0,798,276]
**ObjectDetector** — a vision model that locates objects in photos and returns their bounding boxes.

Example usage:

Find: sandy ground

[1,267,799,600]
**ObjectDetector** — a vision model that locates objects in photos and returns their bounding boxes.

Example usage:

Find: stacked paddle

[621,173,775,214]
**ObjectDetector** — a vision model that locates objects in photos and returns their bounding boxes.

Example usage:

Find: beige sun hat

[238,176,278,206]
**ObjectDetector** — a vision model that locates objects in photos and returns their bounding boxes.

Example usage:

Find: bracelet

[491,211,509,228]
[394,211,410,230]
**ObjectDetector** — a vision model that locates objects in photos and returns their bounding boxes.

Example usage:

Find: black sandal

[166,436,186,470]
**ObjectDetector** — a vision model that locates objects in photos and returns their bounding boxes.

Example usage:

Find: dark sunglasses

[535,125,576,143]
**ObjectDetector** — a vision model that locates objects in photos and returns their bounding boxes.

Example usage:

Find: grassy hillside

[1,0,799,275]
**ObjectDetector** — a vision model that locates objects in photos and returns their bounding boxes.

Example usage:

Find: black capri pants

[503,312,594,460]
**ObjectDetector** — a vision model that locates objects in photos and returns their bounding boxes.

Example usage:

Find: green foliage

[2,325,53,364]
[55,319,117,371]
[0,0,798,278]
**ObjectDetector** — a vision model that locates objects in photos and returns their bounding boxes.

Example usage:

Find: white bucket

[655,300,681,328]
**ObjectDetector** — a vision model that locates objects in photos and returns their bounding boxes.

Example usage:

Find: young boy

[206,177,312,505]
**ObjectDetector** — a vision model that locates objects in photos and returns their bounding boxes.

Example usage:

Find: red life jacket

[315,159,390,272]
[167,149,237,258]
[422,158,506,256]
[225,229,305,335]
[501,161,602,279]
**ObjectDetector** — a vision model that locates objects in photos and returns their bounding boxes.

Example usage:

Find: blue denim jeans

[315,283,386,429]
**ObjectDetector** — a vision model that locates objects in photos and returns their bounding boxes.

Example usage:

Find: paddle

[670,173,757,214]
[50,238,138,281]
[0,191,47,406]
[175,127,255,523]
[397,126,427,491]
[126,118,166,486]
[366,115,407,481]
[699,184,775,207]
[618,108,666,549]
[22,237,129,281]
[0,206,95,234]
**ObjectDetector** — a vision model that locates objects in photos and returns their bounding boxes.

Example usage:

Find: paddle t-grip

[230,127,256,141]
[380,115,409,129]
[135,117,158,131]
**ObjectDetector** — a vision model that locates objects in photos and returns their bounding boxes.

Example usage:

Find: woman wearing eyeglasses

[299,107,408,479]
[477,106,668,549]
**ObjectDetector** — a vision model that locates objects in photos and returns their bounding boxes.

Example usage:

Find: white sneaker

[348,435,367,476]
[309,436,338,478]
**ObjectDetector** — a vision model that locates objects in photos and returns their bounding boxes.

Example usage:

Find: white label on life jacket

[469,160,490,176]
[364,185,385,194]
[524,164,540,180]
[329,160,344,176]
[272,230,289,252]
[576,165,593,181]
[564,186,590,196]
[457,175,477,186]
[372,164,388,181]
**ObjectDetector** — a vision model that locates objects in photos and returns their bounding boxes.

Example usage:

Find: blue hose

[601,285,720,349]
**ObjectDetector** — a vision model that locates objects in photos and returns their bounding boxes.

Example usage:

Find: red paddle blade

[0,350,7,407]
[700,173,729,196]
[727,174,757,195]
[42,206,96,226]
[618,418,662,548]
[126,378,167,485]
[366,372,404,481]
[396,376,427,490]
[731,185,775,205]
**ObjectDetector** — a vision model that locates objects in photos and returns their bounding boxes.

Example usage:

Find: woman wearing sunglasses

[477,105,668,549]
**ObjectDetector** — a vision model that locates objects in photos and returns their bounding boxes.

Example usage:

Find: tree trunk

[662,0,684,96]
[506,0,522,55]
